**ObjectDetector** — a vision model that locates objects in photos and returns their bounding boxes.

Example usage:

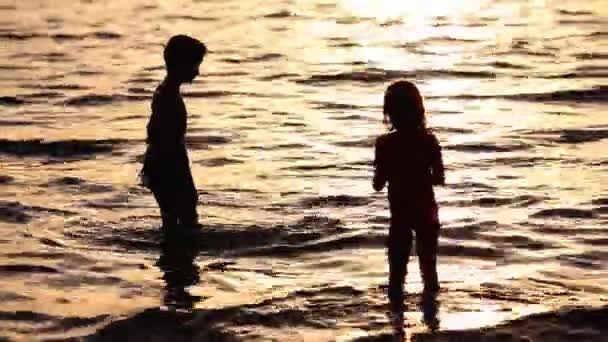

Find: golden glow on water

[334,0,500,72]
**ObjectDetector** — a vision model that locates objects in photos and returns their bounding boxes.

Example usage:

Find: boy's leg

[387,219,413,312]
[176,195,198,227]
[415,223,440,293]
[151,185,178,228]
[175,168,199,227]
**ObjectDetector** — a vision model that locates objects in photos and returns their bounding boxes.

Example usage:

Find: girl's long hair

[383,80,426,133]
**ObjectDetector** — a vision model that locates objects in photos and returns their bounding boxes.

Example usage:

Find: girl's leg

[414,223,440,293]
[387,219,413,312]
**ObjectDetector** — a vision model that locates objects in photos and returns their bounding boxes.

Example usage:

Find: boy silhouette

[141,35,206,228]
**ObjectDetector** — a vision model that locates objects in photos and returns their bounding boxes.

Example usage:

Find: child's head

[383,80,426,132]
[164,35,207,83]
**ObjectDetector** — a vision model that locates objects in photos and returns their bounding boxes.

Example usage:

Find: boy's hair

[164,35,207,72]
[383,80,426,132]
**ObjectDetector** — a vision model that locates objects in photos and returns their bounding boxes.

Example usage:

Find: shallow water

[0,0,607,340]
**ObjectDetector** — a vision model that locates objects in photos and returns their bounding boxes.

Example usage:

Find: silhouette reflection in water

[157,229,202,310]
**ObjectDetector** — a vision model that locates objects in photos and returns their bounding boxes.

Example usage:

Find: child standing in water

[373,80,445,328]
[141,35,206,228]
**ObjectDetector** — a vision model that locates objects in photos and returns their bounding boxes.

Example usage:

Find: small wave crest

[0,310,109,337]
[46,176,114,193]
[0,138,131,158]
[195,157,244,167]
[574,52,608,60]
[162,14,217,21]
[435,86,608,103]
[299,195,372,208]
[445,142,532,153]
[283,163,338,172]
[238,232,384,257]
[0,96,27,105]
[558,9,594,16]
[296,68,496,85]
[220,53,284,64]
[0,200,74,224]
[0,175,14,184]
[445,195,546,208]
[531,208,596,219]
[186,135,234,150]
[332,138,374,148]
[520,126,608,144]
[63,215,347,254]
[263,10,297,19]
[0,264,59,274]
[63,94,150,106]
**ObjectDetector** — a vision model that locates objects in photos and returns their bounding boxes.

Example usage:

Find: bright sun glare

[333,0,489,72]
[344,0,485,21]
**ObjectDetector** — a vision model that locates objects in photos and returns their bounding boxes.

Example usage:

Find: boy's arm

[149,95,181,145]
[373,136,388,191]
[430,134,445,186]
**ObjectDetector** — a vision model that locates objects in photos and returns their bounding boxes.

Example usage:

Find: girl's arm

[373,136,388,191]
[429,134,445,186]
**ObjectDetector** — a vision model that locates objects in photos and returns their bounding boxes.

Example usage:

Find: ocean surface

[0,0,607,340]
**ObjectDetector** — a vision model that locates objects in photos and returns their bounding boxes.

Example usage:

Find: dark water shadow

[81,284,380,341]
